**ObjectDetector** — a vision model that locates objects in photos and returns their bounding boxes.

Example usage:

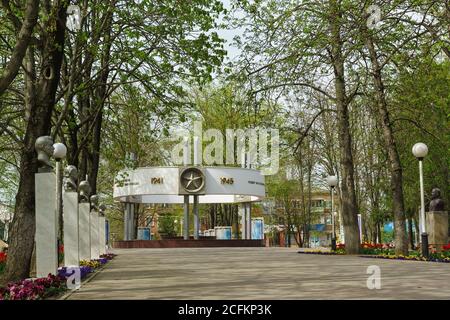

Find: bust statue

[35,136,54,172]
[99,204,106,217]
[90,195,99,211]
[63,165,78,192]
[78,180,91,203]
[429,188,445,211]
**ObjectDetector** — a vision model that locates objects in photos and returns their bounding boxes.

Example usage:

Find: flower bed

[0,274,66,300]
[0,252,6,274]
[360,253,450,263]
[79,253,117,269]
[298,249,346,255]
[57,266,93,279]
[0,253,117,300]
[298,242,450,263]
[101,253,117,260]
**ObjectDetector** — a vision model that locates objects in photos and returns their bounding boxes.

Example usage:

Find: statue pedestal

[426,211,448,252]
[99,215,106,255]
[63,192,79,267]
[79,203,91,261]
[90,210,100,260]
[35,172,57,278]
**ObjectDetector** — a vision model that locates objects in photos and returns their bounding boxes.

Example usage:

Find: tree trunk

[0,3,67,285]
[364,32,408,255]
[408,214,414,250]
[328,0,360,254]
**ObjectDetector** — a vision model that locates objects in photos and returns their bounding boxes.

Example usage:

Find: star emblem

[180,167,205,193]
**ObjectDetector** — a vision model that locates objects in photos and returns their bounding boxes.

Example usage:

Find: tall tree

[231,0,361,253]
[1,0,68,284]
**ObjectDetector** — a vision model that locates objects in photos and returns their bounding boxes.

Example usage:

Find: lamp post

[412,142,429,258]
[326,175,338,251]
[53,143,67,244]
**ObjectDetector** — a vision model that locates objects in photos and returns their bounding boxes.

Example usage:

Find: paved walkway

[66,247,450,300]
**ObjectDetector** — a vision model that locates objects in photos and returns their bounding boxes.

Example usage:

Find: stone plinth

[99,216,106,255]
[35,172,57,278]
[426,211,449,252]
[79,203,91,261]
[63,192,79,267]
[90,210,100,260]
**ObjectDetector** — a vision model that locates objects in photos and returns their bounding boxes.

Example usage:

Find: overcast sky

[217,0,244,62]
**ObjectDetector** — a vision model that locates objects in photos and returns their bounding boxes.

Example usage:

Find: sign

[151,177,164,184]
[220,177,234,185]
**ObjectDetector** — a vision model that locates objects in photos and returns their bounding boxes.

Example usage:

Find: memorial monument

[63,165,79,266]
[426,188,448,252]
[90,195,100,260]
[99,204,107,255]
[35,136,57,277]
[78,178,91,260]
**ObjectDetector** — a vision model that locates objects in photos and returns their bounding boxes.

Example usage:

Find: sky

[217,0,244,62]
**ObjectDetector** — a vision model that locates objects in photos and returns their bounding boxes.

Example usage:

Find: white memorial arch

[113,166,266,240]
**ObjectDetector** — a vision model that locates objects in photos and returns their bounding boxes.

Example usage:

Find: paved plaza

[65,247,450,300]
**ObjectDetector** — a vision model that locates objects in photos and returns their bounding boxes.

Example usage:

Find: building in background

[268,190,342,248]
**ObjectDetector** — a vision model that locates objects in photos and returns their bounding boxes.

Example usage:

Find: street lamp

[53,142,67,252]
[412,142,429,258]
[326,175,338,251]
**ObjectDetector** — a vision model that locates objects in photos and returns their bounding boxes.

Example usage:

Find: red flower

[443,243,450,251]
[58,245,64,254]
[0,252,7,263]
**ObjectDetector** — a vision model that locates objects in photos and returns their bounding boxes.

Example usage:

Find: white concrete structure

[63,192,79,266]
[78,203,90,261]
[99,215,106,255]
[35,172,58,278]
[113,167,265,204]
[90,210,100,259]
[114,166,265,240]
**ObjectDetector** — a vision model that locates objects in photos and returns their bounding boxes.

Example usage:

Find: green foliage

[158,214,177,237]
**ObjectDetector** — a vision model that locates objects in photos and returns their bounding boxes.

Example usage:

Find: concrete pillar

[240,204,247,239]
[246,203,252,239]
[63,191,79,267]
[78,202,91,261]
[129,203,135,240]
[90,209,100,259]
[193,195,199,240]
[123,203,130,241]
[99,215,106,255]
[426,211,449,252]
[35,172,58,278]
[184,195,190,240]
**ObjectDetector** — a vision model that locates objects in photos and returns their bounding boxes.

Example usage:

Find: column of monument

[63,165,79,267]
[426,188,448,253]
[78,179,91,261]
[90,195,100,260]
[246,152,252,240]
[99,204,107,255]
[35,136,58,278]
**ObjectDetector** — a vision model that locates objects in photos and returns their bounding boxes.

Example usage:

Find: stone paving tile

[66,247,450,300]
